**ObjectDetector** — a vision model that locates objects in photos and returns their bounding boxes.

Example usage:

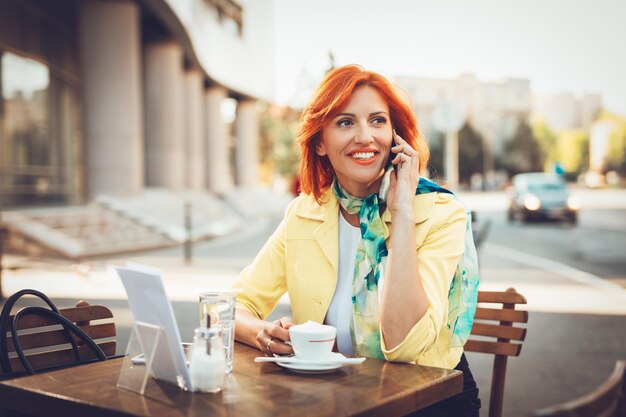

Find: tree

[425,131,444,182]
[533,121,559,170]
[458,122,484,185]
[557,129,589,175]
[600,111,626,176]
[258,104,301,184]
[501,119,544,176]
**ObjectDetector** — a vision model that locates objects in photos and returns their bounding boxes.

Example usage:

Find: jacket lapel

[296,191,437,267]
[296,192,339,274]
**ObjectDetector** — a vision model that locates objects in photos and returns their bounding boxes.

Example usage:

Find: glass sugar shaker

[188,325,226,393]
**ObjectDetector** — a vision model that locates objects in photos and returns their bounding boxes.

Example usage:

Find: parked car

[507,173,579,224]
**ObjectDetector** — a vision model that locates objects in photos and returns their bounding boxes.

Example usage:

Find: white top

[325,212,361,355]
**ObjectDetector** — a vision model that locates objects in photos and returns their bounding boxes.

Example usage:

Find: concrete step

[2,205,175,259]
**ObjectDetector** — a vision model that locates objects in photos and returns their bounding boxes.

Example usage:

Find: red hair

[297,64,429,202]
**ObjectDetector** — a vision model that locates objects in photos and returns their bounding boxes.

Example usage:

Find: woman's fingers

[278,316,295,329]
[257,318,294,356]
[391,151,412,169]
[265,320,289,340]
[266,337,293,356]
[390,131,419,174]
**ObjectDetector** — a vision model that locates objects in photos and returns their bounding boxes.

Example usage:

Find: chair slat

[467,288,529,417]
[474,307,529,323]
[7,341,116,373]
[13,305,113,330]
[477,291,527,305]
[6,323,116,352]
[470,322,527,341]
[1,302,116,378]
[464,339,522,356]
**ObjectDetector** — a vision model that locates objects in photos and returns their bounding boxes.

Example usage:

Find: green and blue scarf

[332,166,479,359]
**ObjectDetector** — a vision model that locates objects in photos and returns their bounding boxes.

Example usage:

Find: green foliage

[532,120,589,175]
[557,129,589,174]
[458,122,484,184]
[426,125,485,185]
[426,132,444,181]
[501,119,544,176]
[598,111,626,175]
[532,121,559,170]
[258,104,301,181]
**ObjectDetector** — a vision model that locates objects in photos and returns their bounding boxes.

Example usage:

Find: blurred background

[0,0,625,416]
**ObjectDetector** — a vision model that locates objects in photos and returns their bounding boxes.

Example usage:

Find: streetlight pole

[184,201,192,265]
[445,131,459,190]
[433,99,465,190]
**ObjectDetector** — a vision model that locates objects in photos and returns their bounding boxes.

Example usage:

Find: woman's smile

[348,148,379,165]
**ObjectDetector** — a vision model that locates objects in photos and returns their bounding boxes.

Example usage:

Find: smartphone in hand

[387,130,397,170]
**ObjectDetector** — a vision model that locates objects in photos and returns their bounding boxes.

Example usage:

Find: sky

[274,0,626,115]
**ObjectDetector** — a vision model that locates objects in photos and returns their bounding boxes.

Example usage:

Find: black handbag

[0,289,108,377]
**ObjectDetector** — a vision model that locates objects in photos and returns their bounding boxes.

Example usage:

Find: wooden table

[0,343,463,417]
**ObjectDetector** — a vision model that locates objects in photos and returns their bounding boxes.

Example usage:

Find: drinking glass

[199,291,236,373]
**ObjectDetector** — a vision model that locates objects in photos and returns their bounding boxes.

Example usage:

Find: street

[483,209,626,285]
[459,188,626,416]
[2,188,625,417]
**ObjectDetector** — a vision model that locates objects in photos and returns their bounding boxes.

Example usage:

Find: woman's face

[317,86,393,197]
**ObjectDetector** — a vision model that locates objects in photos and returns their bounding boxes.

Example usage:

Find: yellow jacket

[233,189,467,369]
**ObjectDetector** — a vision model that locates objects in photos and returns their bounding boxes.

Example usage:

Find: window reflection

[2,53,50,100]
[1,51,79,206]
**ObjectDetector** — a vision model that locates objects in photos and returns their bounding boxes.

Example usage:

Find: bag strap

[11,306,108,375]
[0,289,80,374]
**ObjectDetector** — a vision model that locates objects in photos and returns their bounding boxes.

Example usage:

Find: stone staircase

[95,188,246,243]
[2,204,175,259]
[1,187,293,260]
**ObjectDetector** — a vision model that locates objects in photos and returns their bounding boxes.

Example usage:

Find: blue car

[507,173,579,224]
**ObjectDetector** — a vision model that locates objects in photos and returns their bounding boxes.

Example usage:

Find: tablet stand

[117,321,164,395]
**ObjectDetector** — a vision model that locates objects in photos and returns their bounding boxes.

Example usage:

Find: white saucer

[276,361,342,374]
[254,352,365,374]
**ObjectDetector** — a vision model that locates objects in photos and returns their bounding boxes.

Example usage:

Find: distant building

[393,73,531,160]
[0,0,275,208]
[532,93,602,131]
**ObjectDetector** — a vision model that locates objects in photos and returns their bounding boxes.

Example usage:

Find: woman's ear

[315,140,327,156]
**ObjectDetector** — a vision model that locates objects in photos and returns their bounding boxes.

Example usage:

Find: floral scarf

[332,166,479,359]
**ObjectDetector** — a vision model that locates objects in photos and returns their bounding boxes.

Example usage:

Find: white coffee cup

[289,321,336,360]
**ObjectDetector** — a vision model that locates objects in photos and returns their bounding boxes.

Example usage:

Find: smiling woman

[233,65,481,417]
[315,87,393,197]
[297,65,429,202]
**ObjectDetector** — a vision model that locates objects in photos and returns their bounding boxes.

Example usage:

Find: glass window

[1,51,79,207]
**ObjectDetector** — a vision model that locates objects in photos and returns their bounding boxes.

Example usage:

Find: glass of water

[199,291,236,374]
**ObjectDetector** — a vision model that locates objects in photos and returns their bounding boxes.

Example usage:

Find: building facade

[0,0,274,208]
[393,73,532,161]
[532,92,602,132]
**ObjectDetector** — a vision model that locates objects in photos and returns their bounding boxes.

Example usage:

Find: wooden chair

[1,300,116,377]
[464,287,529,417]
[533,360,626,417]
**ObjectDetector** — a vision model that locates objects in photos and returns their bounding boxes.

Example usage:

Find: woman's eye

[372,117,387,125]
[337,119,353,127]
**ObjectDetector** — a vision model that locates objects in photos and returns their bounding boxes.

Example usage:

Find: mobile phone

[388,130,397,169]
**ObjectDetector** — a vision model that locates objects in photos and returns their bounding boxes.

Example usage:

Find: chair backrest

[533,360,626,417]
[1,300,116,376]
[464,287,529,417]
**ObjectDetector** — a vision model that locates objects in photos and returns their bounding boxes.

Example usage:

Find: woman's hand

[380,132,430,350]
[256,316,295,356]
[386,131,420,216]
